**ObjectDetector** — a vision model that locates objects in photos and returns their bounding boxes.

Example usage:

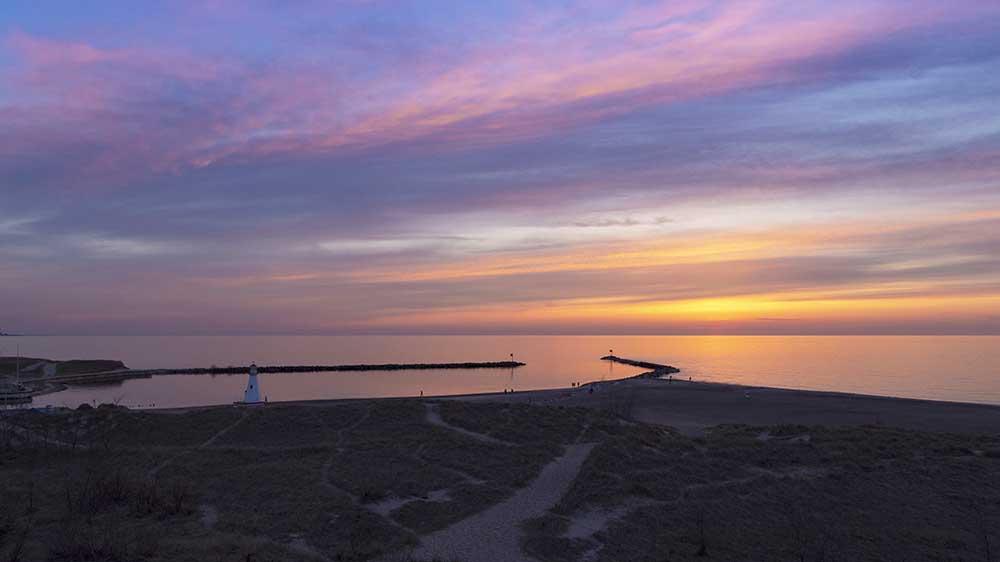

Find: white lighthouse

[242,363,262,404]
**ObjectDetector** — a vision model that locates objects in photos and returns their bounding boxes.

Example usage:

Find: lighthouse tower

[243,363,262,404]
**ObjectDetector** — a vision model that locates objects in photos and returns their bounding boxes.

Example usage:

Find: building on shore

[242,363,262,404]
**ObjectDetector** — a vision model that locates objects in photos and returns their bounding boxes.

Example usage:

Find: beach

[147,368,1000,436]
[457,377,1000,436]
[3,371,1000,561]
[11,348,1000,435]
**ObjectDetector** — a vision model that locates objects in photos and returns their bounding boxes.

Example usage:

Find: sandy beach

[206,375,1000,437]
[452,377,1000,435]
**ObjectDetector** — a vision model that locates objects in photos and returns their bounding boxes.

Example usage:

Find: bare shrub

[50,515,165,561]
[0,415,15,453]
[165,479,193,515]
[0,514,32,562]
[784,503,839,562]
[974,502,994,562]
[695,507,708,557]
[63,466,193,518]
[0,476,36,562]
[51,518,131,562]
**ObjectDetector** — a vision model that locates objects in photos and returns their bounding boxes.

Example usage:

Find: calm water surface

[4,335,998,408]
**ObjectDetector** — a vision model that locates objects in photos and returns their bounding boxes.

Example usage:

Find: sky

[1,0,1000,335]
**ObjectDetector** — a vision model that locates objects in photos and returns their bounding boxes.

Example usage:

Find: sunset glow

[2,1,999,334]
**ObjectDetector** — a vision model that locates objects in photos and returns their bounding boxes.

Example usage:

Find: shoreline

[28,371,1000,411]
[2,359,527,401]
[274,377,1000,413]
[26,369,1000,411]
[133,375,1000,435]
[5,370,999,562]
[13,353,1000,435]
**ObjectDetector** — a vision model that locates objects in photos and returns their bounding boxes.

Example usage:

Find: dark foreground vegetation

[526,421,1000,562]
[1,399,998,561]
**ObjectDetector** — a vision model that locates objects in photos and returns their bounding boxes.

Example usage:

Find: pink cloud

[2,1,997,187]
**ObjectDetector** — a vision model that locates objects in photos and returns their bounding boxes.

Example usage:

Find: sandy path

[424,402,511,445]
[407,441,596,562]
[565,497,660,540]
[148,408,251,477]
[320,404,371,495]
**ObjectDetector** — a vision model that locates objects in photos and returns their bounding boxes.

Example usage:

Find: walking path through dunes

[5,398,1000,561]
[424,401,511,445]
[404,442,597,562]
[148,408,251,477]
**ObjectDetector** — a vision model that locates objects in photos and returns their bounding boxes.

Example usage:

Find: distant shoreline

[136,368,1000,435]
[14,354,1000,432]
[2,359,528,402]
[44,360,525,382]
[17,369,1000,435]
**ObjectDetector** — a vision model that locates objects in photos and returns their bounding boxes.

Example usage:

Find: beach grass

[538,423,1000,562]
[0,400,593,561]
[1,398,999,561]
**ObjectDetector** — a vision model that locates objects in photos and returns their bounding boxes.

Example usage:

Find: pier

[45,361,527,385]
[600,355,680,378]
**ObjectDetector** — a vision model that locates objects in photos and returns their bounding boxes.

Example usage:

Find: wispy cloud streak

[1,0,999,333]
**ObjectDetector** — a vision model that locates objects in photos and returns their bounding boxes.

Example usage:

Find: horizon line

[6,332,1000,337]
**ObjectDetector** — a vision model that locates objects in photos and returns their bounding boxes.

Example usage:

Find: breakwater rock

[157,361,526,375]
[600,355,680,375]
[48,361,527,385]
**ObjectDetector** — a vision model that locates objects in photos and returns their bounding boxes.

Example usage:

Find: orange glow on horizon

[357,291,1000,330]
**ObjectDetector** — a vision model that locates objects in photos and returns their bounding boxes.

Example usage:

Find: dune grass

[0,399,587,561]
[530,423,1000,562]
[2,400,999,561]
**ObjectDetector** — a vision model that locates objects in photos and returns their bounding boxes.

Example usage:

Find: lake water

[3,335,999,408]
